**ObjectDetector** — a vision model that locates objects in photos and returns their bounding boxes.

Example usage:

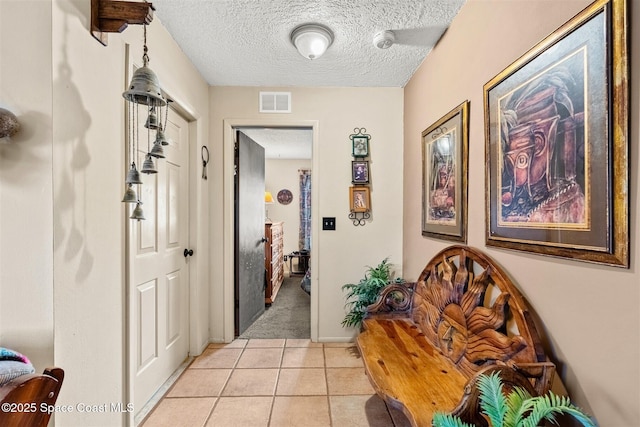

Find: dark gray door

[235,131,266,336]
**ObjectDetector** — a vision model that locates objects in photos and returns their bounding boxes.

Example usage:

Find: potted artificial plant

[432,371,595,427]
[341,258,402,329]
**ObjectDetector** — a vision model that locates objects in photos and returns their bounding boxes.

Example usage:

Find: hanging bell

[122,64,166,107]
[121,184,138,203]
[149,141,165,159]
[130,202,145,221]
[155,127,169,146]
[141,154,157,174]
[145,107,160,130]
[125,162,143,184]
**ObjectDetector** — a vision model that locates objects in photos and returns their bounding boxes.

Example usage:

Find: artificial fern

[341,258,397,328]
[478,372,508,427]
[432,413,473,427]
[432,371,595,427]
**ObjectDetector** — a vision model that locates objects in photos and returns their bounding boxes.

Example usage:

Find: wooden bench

[0,367,64,427]
[357,245,555,426]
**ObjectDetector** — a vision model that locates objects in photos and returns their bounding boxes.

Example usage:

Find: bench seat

[358,318,468,426]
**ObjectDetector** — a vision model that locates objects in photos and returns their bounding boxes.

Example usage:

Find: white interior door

[129,105,190,414]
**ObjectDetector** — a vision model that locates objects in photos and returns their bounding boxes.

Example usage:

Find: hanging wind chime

[121,22,170,220]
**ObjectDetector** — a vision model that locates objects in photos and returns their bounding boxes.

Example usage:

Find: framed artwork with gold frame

[349,186,370,213]
[484,0,628,267]
[422,101,469,243]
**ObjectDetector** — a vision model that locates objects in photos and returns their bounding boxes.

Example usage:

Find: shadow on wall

[53,11,94,283]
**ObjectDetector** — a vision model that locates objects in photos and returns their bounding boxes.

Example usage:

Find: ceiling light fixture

[290,23,334,60]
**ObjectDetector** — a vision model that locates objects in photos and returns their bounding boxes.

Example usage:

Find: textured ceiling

[239,128,313,159]
[151,0,466,88]
[150,0,465,157]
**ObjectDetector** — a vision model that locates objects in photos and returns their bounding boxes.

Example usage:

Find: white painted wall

[1,0,210,425]
[209,87,404,342]
[403,1,639,426]
[0,0,54,375]
[265,158,312,258]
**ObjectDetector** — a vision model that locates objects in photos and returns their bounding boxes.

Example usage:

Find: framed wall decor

[484,0,628,267]
[351,135,369,157]
[349,186,370,213]
[351,161,370,184]
[421,101,469,242]
[277,189,293,205]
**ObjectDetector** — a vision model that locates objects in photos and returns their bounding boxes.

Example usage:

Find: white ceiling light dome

[290,23,334,60]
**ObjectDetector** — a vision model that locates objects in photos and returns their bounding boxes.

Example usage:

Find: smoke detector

[373,30,395,49]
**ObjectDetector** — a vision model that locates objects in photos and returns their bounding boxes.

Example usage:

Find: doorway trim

[223,118,320,342]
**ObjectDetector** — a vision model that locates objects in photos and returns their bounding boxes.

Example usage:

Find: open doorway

[234,126,313,339]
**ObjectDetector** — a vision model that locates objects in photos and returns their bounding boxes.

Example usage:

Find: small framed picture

[349,186,370,212]
[351,161,370,184]
[351,135,369,157]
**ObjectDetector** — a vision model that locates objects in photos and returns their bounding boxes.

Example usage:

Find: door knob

[184,249,194,257]
[260,237,268,243]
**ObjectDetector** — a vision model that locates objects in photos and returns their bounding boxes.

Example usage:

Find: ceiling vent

[260,92,291,113]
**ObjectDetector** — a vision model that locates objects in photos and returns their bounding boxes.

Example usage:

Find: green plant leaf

[519,392,595,427]
[341,258,398,329]
[505,387,532,427]
[478,372,508,427]
[432,412,473,427]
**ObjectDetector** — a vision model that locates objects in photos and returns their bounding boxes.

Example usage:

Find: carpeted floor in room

[239,274,311,340]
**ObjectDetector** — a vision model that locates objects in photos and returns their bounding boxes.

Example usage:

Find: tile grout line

[323,343,334,427]
[266,341,286,426]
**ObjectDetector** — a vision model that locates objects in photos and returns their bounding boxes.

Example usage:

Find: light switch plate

[322,217,336,230]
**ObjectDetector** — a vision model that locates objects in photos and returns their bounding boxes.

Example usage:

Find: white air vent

[260,92,291,113]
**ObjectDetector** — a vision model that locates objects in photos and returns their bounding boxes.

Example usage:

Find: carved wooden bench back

[410,246,550,390]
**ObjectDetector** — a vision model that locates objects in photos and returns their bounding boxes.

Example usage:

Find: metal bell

[121,184,138,203]
[130,202,145,221]
[122,64,166,107]
[149,141,165,158]
[141,154,157,174]
[145,108,159,130]
[155,127,169,146]
[125,162,143,184]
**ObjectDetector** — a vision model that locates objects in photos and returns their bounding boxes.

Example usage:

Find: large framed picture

[422,101,469,242]
[349,186,370,213]
[484,0,628,267]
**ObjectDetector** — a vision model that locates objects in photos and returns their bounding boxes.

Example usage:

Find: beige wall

[265,158,312,257]
[403,1,639,425]
[0,0,54,375]
[1,0,210,425]
[209,87,404,342]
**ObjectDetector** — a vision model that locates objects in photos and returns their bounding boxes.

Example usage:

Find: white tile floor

[140,339,411,427]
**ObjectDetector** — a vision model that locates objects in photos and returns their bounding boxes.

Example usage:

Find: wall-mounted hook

[201,146,210,180]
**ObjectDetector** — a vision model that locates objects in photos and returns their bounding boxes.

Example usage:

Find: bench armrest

[366,282,416,316]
